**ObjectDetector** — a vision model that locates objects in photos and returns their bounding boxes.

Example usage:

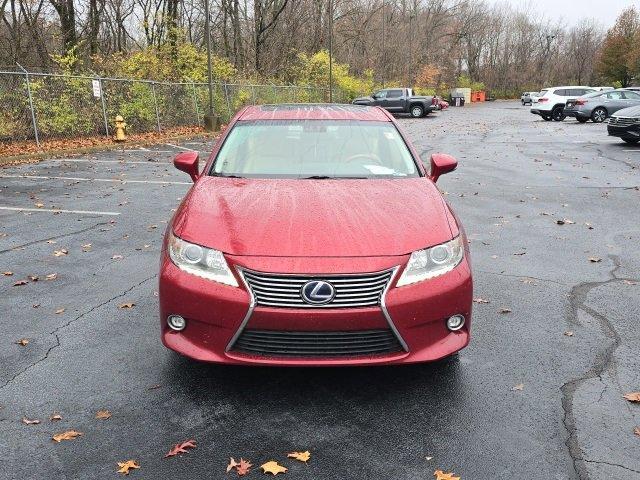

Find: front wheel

[591,107,607,123]
[623,138,640,144]
[410,105,425,118]
[552,107,566,121]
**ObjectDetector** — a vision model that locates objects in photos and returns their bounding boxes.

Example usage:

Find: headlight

[167,232,238,287]
[396,236,464,287]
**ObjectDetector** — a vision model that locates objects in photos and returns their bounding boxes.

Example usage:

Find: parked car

[352,88,437,117]
[564,89,640,123]
[531,86,597,121]
[607,105,640,144]
[521,92,536,105]
[160,104,472,366]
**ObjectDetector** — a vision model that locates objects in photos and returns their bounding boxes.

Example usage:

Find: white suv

[531,86,597,121]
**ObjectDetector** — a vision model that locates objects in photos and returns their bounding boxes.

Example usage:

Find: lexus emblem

[301,280,336,305]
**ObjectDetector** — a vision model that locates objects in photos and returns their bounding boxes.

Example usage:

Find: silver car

[564,89,640,123]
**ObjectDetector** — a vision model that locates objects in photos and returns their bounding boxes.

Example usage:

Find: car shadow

[161,353,467,409]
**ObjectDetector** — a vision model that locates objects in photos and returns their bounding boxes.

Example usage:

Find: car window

[374,90,387,99]
[387,89,403,99]
[623,91,640,99]
[211,120,419,179]
[554,89,566,96]
[607,91,624,100]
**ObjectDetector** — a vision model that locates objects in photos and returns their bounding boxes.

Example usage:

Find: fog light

[167,315,186,331]
[446,314,465,331]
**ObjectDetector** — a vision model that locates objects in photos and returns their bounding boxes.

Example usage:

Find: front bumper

[608,124,640,140]
[159,253,473,366]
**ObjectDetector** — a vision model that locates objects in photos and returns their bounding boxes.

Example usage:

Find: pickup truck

[352,88,437,117]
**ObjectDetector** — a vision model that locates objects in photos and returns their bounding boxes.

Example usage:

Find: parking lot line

[165,143,194,151]
[0,206,121,215]
[49,158,172,165]
[623,149,640,152]
[0,174,191,185]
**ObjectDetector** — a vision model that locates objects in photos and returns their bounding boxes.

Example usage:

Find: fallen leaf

[45,273,58,280]
[287,450,311,463]
[112,254,124,260]
[260,461,287,475]
[55,308,65,314]
[16,338,29,346]
[28,275,39,281]
[227,457,240,473]
[117,460,140,475]
[35,202,44,208]
[623,280,637,285]
[588,257,601,263]
[434,470,461,480]
[52,430,82,442]
[118,302,135,309]
[473,297,490,304]
[148,384,161,390]
[512,383,524,391]
[564,331,574,337]
[499,308,512,314]
[50,414,63,421]
[13,280,28,286]
[164,439,196,458]
[634,427,640,437]
[2,271,13,276]
[22,417,40,425]
[623,392,640,403]
[237,458,252,476]
[96,410,112,419]
[53,249,68,257]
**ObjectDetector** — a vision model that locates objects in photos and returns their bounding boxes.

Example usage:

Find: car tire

[623,138,640,144]
[542,114,553,121]
[551,106,566,121]
[576,117,588,123]
[410,105,424,118]
[591,107,608,123]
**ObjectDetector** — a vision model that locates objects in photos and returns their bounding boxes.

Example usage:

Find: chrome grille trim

[226,266,408,354]
[241,268,394,309]
[609,117,640,127]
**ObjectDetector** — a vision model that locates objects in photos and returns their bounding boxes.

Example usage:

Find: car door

[604,91,627,114]
[385,89,405,112]
[371,90,387,107]
[622,91,640,109]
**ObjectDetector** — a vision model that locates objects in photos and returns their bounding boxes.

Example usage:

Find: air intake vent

[232,329,403,357]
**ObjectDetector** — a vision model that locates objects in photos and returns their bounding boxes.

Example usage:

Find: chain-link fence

[0,66,341,146]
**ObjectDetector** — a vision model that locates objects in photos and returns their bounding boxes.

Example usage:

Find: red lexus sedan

[159,104,472,366]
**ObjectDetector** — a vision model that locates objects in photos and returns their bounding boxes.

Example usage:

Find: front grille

[609,117,639,127]
[241,269,393,309]
[233,329,403,357]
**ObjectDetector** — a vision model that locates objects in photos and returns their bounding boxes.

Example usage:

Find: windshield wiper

[301,175,367,179]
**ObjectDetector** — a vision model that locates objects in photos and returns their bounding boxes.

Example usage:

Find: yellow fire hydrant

[114,115,127,142]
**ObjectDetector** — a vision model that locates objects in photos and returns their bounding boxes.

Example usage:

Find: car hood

[172,177,455,257]
[613,105,640,117]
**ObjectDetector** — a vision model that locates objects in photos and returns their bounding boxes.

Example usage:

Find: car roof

[238,104,391,122]
[548,86,593,90]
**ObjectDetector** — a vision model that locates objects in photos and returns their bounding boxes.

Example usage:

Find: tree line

[1,0,639,97]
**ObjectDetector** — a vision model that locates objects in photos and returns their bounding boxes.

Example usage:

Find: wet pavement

[1,102,639,479]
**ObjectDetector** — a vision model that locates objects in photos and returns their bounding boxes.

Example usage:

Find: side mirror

[174,151,200,182]
[428,153,457,183]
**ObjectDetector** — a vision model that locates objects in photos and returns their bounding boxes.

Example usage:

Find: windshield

[211,120,419,179]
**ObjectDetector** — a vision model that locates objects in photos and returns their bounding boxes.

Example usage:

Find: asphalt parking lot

[1,101,639,480]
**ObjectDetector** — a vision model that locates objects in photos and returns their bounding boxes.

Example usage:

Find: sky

[484,0,640,27]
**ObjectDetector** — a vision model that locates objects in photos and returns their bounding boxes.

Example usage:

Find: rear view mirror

[428,153,457,183]
[174,151,200,182]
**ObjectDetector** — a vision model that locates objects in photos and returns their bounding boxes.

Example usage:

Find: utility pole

[408,12,414,85]
[203,0,217,130]
[381,0,385,88]
[329,0,333,102]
